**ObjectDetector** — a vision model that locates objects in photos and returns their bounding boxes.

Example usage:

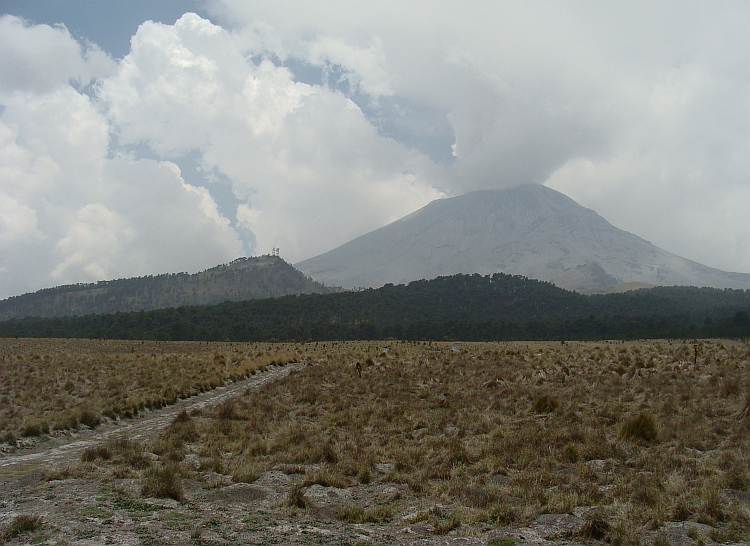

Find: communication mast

[271,247,280,257]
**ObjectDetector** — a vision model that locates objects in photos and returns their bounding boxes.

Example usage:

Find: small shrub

[2,514,42,540]
[77,408,101,428]
[620,412,658,442]
[232,463,261,484]
[141,464,183,501]
[21,421,48,437]
[432,509,462,535]
[286,482,313,509]
[108,438,151,469]
[172,410,192,424]
[81,445,111,462]
[533,395,560,414]
[216,399,239,420]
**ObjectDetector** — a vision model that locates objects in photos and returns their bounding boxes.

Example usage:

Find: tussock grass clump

[81,444,111,462]
[620,412,658,442]
[231,462,262,483]
[2,514,42,541]
[532,394,560,414]
[21,421,49,437]
[286,482,314,509]
[108,438,152,469]
[141,463,184,501]
[337,504,392,523]
[302,468,350,488]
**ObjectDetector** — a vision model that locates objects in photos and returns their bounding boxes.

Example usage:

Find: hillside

[3,272,749,341]
[296,184,750,293]
[0,255,332,320]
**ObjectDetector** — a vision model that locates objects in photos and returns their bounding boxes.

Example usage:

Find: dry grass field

[0,338,299,442]
[2,338,750,545]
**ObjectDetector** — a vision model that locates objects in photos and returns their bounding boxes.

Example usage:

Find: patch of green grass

[30,534,49,545]
[112,494,155,512]
[79,507,111,518]
[242,515,262,528]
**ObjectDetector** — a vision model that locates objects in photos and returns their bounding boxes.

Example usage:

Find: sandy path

[0,362,303,473]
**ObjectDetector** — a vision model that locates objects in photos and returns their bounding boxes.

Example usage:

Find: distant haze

[1,2,748,299]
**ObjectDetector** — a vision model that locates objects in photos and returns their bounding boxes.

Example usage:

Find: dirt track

[0,362,303,474]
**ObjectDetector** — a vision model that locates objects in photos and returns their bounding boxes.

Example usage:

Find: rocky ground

[1,362,747,546]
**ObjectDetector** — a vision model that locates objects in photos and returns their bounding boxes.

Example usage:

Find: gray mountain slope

[296,184,750,292]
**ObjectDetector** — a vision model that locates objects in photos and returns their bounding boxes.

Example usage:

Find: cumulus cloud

[0,20,243,298]
[1,2,749,298]
[99,13,444,261]
[0,15,114,94]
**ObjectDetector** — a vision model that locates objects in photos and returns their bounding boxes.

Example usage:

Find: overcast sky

[0,1,748,299]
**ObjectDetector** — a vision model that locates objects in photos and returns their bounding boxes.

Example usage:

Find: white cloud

[52,203,135,281]
[99,13,444,262]
[1,2,749,299]
[306,35,393,96]
[0,192,43,245]
[0,15,115,95]
[0,19,244,298]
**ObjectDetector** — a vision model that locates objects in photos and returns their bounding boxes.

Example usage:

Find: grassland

[0,338,299,442]
[2,338,750,544]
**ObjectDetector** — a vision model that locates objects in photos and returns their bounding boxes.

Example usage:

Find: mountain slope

[0,256,332,319]
[296,184,750,292]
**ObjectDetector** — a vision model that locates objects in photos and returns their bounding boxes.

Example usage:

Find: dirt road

[0,361,303,474]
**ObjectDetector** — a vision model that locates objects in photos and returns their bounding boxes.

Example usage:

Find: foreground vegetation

[3,338,750,543]
[0,338,298,442]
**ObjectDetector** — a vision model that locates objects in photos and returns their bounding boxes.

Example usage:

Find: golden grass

[160,339,750,542]
[6,338,750,542]
[0,338,299,441]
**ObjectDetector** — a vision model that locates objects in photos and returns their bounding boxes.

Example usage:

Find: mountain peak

[297,184,750,292]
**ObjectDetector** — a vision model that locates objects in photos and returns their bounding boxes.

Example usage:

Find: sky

[0,1,748,299]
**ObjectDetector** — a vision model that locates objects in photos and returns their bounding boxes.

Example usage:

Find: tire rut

[0,362,303,472]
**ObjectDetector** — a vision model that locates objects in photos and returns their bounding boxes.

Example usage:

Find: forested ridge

[0,256,331,320]
[1,273,749,341]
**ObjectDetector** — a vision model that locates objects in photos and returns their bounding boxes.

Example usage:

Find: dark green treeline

[2,273,749,341]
